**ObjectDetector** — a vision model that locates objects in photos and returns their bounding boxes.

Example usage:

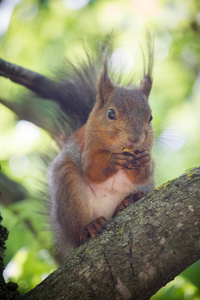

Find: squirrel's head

[89,56,154,152]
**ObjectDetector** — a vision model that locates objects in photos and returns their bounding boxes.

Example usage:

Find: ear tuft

[97,55,114,109]
[140,30,154,99]
[140,75,152,98]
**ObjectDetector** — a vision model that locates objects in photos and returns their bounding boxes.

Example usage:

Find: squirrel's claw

[80,216,107,244]
[113,191,144,217]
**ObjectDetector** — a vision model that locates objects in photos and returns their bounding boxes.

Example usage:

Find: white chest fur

[88,170,136,220]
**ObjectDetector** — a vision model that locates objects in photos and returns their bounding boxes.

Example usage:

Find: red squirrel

[48,41,155,262]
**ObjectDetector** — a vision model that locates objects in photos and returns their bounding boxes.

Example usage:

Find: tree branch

[0,173,27,206]
[0,58,65,102]
[0,58,52,94]
[18,166,200,300]
[0,57,96,132]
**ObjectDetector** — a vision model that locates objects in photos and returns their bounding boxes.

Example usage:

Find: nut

[121,146,134,152]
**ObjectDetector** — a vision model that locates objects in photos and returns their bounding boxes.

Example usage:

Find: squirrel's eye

[149,115,153,123]
[108,109,116,120]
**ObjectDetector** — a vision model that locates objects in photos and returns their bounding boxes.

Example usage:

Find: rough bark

[16,166,200,300]
[0,215,19,300]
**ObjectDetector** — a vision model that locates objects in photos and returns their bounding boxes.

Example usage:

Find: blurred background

[0,0,200,298]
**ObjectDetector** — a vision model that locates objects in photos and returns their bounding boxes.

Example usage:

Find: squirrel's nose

[128,133,145,146]
[128,136,140,144]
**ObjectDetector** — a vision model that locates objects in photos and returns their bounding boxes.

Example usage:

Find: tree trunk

[17,166,200,300]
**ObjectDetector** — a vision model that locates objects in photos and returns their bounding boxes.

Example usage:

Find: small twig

[0,58,61,100]
[0,58,49,88]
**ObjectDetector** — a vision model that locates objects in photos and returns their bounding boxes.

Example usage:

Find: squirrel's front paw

[133,150,150,168]
[112,191,144,217]
[80,216,107,244]
[111,150,150,170]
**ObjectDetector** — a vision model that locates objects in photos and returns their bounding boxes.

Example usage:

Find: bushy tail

[0,54,99,146]
[44,57,98,130]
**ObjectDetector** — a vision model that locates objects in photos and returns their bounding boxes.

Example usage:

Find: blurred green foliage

[0,0,200,298]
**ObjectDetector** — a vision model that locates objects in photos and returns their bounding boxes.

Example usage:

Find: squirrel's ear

[140,75,152,99]
[97,60,114,108]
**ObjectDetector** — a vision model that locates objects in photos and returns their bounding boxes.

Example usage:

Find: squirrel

[47,38,155,263]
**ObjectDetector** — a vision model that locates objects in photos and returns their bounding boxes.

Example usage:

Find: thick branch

[19,166,200,300]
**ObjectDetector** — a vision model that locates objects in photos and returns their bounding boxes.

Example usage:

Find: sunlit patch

[196,13,200,25]
[182,45,198,67]
[63,0,90,10]
[0,120,41,160]
[184,286,196,298]
[0,0,22,36]
[9,154,30,177]
[131,0,159,18]
[155,34,172,60]
[14,120,40,145]
[110,48,135,75]
[18,4,38,22]
[3,247,29,281]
